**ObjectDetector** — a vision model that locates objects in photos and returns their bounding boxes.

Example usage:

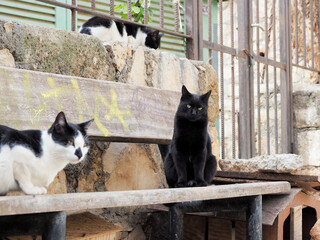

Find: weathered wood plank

[0,66,180,144]
[290,205,302,240]
[0,182,290,216]
[216,171,320,183]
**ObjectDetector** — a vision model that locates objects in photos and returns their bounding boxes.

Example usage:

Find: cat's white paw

[24,186,47,195]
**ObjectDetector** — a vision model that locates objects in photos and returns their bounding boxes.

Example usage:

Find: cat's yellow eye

[83,143,87,147]
[198,107,203,110]
[187,105,191,109]
[68,141,74,146]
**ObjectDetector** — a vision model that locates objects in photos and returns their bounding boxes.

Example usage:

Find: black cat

[161,86,217,188]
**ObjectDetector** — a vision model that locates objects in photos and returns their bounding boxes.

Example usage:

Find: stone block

[294,87,320,129]
[219,154,304,174]
[0,20,114,81]
[0,48,15,68]
[294,129,320,166]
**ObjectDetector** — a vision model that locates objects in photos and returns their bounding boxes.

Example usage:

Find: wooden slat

[216,171,320,183]
[0,66,180,144]
[290,205,302,240]
[0,182,290,216]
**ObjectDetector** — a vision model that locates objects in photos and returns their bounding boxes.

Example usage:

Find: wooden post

[169,205,184,240]
[290,206,302,240]
[279,0,293,153]
[237,0,254,158]
[246,195,262,240]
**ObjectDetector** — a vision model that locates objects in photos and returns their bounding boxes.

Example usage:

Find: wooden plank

[290,205,302,240]
[183,215,206,240]
[216,171,320,183]
[66,212,122,240]
[0,182,291,216]
[0,66,180,144]
[208,218,232,240]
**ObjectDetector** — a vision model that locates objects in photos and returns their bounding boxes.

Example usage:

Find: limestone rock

[311,218,320,240]
[294,88,320,129]
[219,154,304,174]
[294,129,320,166]
[47,171,67,194]
[0,20,114,81]
[102,143,167,191]
[0,48,15,67]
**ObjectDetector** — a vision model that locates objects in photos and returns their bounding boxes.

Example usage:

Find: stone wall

[293,86,320,169]
[0,20,219,233]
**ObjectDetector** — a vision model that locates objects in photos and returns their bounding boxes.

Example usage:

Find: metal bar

[311,0,315,69]
[208,0,212,65]
[273,0,278,154]
[238,0,253,159]
[42,212,67,240]
[219,0,225,159]
[295,0,298,64]
[231,0,235,159]
[202,41,287,70]
[265,0,270,155]
[256,0,261,155]
[290,206,302,240]
[249,0,255,157]
[37,0,191,39]
[110,0,114,16]
[127,0,132,21]
[292,64,320,73]
[302,0,307,66]
[279,0,293,153]
[185,0,199,59]
[144,0,148,24]
[174,0,179,32]
[91,0,95,11]
[160,0,164,28]
[169,206,183,240]
[71,0,76,31]
[197,0,203,61]
[246,195,262,240]
[317,0,320,84]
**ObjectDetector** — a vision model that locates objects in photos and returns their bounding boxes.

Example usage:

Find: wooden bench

[0,66,291,240]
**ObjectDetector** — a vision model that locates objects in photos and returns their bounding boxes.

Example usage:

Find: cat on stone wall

[80,16,164,49]
[0,112,93,195]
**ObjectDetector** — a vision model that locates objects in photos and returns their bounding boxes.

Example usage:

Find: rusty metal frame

[36,0,191,39]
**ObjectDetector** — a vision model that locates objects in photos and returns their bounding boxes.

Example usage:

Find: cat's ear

[181,85,192,100]
[79,119,94,133]
[53,112,68,134]
[200,90,212,103]
[151,30,160,40]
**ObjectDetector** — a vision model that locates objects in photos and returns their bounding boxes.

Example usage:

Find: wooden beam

[0,66,180,144]
[290,205,302,240]
[216,171,320,183]
[0,182,290,216]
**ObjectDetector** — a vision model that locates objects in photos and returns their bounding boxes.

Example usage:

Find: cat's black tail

[158,144,169,161]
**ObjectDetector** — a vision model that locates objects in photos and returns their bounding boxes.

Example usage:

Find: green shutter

[0,0,69,29]
[76,0,185,57]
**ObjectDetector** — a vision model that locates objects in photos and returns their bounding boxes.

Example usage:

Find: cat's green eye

[68,141,74,146]
[198,107,203,110]
[187,105,191,109]
[83,143,87,147]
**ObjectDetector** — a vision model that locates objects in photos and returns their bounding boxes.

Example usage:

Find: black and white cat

[161,86,217,188]
[79,16,164,49]
[0,112,93,195]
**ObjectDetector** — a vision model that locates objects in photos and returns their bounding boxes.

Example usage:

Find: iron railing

[36,0,320,160]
